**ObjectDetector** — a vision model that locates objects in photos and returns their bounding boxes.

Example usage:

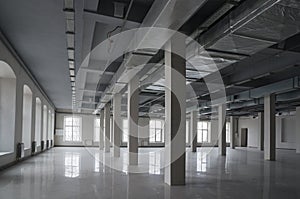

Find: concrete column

[128,76,139,165]
[296,107,300,153]
[258,112,264,151]
[264,94,276,161]
[230,116,237,149]
[113,93,121,157]
[190,111,197,152]
[104,103,111,153]
[164,34,186,186]
[99,109,104,150]
[218,104,226,156]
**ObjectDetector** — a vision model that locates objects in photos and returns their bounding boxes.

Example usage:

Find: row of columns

[96,33,283,187]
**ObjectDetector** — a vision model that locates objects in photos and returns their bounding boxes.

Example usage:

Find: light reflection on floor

[1,147,300,199]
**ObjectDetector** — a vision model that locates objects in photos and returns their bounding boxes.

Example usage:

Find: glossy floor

[0,147,300,199]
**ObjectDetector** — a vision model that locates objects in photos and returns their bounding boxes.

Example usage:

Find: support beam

[258,112,264,151]
[190,111,197,152]
[230,116,237,149]
[164,35,186,186]
[104,103,111,153]
[264,94,276,161]
[128,76,139,165]
[99,109,104,150]
[113,94,121,157]
[296,107,300,153]
[218,104,226,156]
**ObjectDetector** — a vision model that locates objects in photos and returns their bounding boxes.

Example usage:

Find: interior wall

[0,37,55,168]
[55,112,95,146]
[0,78,16,152]
[238,116,296,149]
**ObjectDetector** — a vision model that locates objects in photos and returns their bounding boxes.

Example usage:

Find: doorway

[241,128,248,147]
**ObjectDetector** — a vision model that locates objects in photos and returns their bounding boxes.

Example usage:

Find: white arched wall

[0,61,16,154]
[0,37,55,168]
[35,98,42,146]
[22,85,33,149]
[48,109,51,141]
[42,105,48,148]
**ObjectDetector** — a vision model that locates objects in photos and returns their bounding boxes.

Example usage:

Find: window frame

[63,116,82,142]
[149,119,164,143]
[94,117,100,142]
[197,121,210,143]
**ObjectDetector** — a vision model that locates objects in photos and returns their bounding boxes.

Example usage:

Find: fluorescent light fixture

[66,19,75,32]
[64,10,74,20]
[64,0,74,9]
[67,48,74,60]
[69,69,75,76]
[66,33,75,48]
[70,76,75,81]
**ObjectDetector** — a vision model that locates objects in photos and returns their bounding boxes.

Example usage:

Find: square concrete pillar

[229,116,237,149]
[218,104,226,156]
[258,112,264,151]
[99,109,104,150]
[128,76,139,165]
[190,111,197,152]
[113,94,121,157]
[264,94,276,161]
[104,103,111,153]
[296,107,300,153]
[164,34,186,186]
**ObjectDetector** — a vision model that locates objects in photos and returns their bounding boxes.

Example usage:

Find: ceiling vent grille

[114,2,125,18]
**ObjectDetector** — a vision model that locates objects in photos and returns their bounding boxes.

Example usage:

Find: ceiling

[1,0,300,118]
[0,0,71,109]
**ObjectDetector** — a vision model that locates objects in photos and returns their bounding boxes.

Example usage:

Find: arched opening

[35,98,42,147]
[42,105,48,148]
[22,85,33,149]
[48,110,51,141]
[0,61,16,155]
[51,112,55,142]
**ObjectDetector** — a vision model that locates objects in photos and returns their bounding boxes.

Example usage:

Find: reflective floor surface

[0,147,300,199]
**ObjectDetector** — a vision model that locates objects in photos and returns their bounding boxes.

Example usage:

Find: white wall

[0,78,16,152]
[0,36,55,168]
[238,116,296,149]
[55,112,95,146]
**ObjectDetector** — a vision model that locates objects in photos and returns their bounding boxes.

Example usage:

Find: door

[241,128,248,147]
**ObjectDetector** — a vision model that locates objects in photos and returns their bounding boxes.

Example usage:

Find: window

[94,118,100,142]
[64,116,82,142]
[0,61,16,154]
[35,98,42,146]
[186,120,189,144]
[22,85,33,149]
[226,122,231,143]
[149,120,164,143]
[197,121,209,143]
[122,119,128,143]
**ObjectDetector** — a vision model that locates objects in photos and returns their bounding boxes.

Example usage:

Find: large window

[22,85,33,149]
[122,119,128,143]
[197,121,209,143]
[64,116,82,142]
[94,118,100,142]
[226,122,231,143]
[0,61,16,154]
[186,120,189,144]
[149,120,164,143]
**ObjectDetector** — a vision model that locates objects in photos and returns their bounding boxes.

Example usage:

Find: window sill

[0,152,13,156]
